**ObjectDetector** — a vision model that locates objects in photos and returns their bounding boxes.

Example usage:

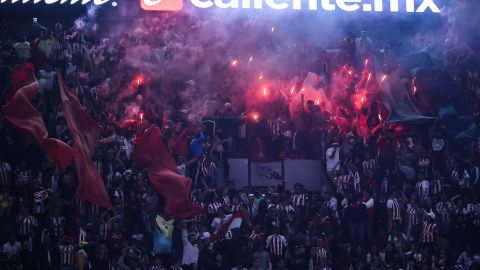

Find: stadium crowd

[1,11,480,270]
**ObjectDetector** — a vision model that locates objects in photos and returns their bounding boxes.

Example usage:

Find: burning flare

[248,56,253,63]
[231,59,238,67]
[381,75,387,84]
[258,73,264,80]
[263,87,267,96]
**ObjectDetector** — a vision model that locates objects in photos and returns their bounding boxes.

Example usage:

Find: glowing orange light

[231,59,238,66]
[316,99,320,105]
[253,114,259,121]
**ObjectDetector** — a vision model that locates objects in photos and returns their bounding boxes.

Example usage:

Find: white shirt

[182,229,199,265]
[2,241,21,258]
[325,147,340,173]
[364,198,374,209]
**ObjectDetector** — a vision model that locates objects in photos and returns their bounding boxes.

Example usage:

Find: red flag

[58,76,112,209]
[3,64,75,168]
[133,125,202,219]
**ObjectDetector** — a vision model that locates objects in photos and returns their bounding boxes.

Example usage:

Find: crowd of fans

[1,10,480,270]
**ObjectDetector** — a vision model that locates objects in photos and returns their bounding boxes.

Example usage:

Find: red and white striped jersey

[436,202,451,224]
[349,171,361,193]
[335,174,349,193]
[59,244,75,265]
[0,162,11,187]
[421,221,436,243]
[33,189,49,214]
[17,215,37,235]
[416,180,430,200]
[314,247,328,266]
[362,159,376,173]
[406,204,420,225]
[275,204,295,218]
[143,193,159,212]
[291,193,308,208]
[207,202,222,215]
[387,198,401,221]
[266,234,287,256]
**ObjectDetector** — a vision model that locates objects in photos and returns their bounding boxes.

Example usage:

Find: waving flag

[58,76,112,209]
[133,125,202,219]
[4,64,75,168]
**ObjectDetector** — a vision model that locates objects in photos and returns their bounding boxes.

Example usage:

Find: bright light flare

[271,26,276,32]
[367,73,372,82]
[381,75,387,84]
[361,96,365,103]
[253,113,259,121]
[413,86,417,95]
[378,113,382,122]
[263,87,267,96]
[248,56,253,63]
[134,75,144,87]
[290,86,295,94]
[231,59,238,67]
[139,112,144,123]
[364,58,369,66]
[316,99,320,105]
[258,73,264,80]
